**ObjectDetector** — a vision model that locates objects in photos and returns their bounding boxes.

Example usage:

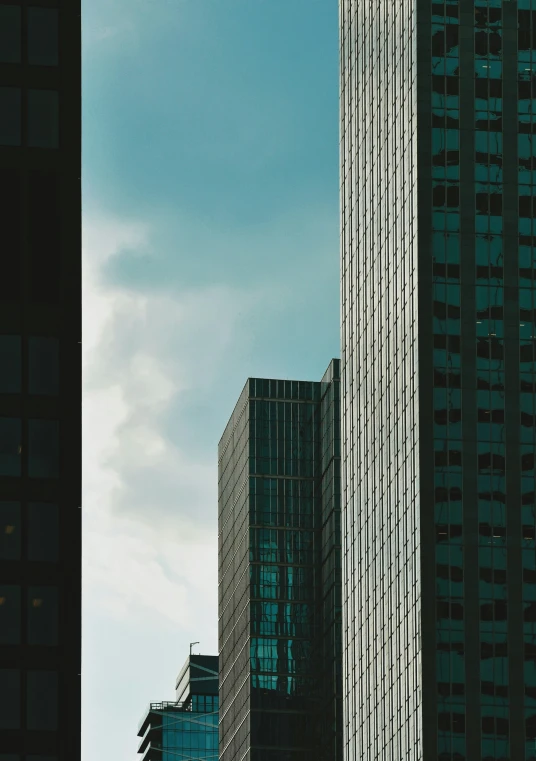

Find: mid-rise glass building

[137,653,219,761]
[218,360,342,761]
[341,0,536,759]
[0,2,81,760]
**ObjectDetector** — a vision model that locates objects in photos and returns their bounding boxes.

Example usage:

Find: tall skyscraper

[0,2,81,760]
[341,0,536,759]
[218,360,342,761]
[137,653,219,761]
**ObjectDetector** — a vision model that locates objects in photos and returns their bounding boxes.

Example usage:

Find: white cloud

[82,211,257,631]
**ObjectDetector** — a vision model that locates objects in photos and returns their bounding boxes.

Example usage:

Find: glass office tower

[341,0,536,759]
[0,2,81,761]
[218,360,342,761]
[138,654,219,761]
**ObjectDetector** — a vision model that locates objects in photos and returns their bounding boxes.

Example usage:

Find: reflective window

[0,502,20,560]
[0,88,21,146]
[27,90,59,149]
[0,6,21,64]
[0,418,21,476]
[0,336,21,393]
[28,503,59,562]
[26,671,58,730]
[0,670,20,729]
[0,585,20,644]
[29,337,59,396]
[28,420,59,478]
[27,587,58,646]
[28,8,58,66]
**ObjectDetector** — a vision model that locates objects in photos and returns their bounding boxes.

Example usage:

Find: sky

[82,1,340,759]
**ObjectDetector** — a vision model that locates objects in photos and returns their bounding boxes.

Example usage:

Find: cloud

[82,211,259,630]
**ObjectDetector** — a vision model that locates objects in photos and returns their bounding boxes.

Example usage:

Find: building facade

[0,2,81,761]
[218,360,342,761]
[341,0,536,760]
[138,654,219,761]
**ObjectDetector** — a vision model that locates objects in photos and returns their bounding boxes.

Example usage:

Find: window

[27,587,58,646]
[0,670,20,729]
[27,90,59,149]
[28,420,59,478]
[0,585,20,644]
[0,502,20,560]
[0,336,21,393]
[26,671,58,730]
[29,337,59,396]
[0,418,21,476]
[28,503,59,562]
[0,6,21,64]
[28,8,58,66]
[0,88,21,146]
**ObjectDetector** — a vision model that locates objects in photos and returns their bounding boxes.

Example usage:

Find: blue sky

[82,1,339,758]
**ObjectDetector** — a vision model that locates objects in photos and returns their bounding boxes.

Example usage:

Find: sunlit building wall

[341,0,536,759]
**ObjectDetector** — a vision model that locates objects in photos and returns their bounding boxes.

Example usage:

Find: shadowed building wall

[218,360,342,761]
[0,2,81,760]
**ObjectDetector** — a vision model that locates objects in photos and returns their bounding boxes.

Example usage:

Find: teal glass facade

[218,360,342,761]
[341,0,536,759]
[137,655,219,761]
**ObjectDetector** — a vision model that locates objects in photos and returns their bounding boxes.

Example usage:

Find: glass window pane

[0,502,20,560]
[29,337,59,395]
[26,671,58,730]
[28,8,58,66]
[0,418,21,476]
[28,420,59,478]
[0,336,21,393]
[0,585,20,644]
[0,6,21,63]
[28,587,58,646]
[28,503,58,562]
[27,90,58,149]
[0,670,20,729]
[0,88,21,146]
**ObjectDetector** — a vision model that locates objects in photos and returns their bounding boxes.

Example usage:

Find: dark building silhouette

[138,653,219,761]
[341,0,536,759]
[0,2,81,760]
[218,360,342,761]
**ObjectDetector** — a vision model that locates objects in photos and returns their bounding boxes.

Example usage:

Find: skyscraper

[341,0,535,759]
[0,2,81,760]
[138,653,219,761]
[218,360,342,761]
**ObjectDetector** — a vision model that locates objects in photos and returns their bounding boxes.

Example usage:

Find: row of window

[0,87,58,149]
[0,585,58,646]
[0,418,58,478]
[0,669,58,731]
[0,6,58,66]
[0,756,56,761]
[0,501,58,561]
[0,336,58,396]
